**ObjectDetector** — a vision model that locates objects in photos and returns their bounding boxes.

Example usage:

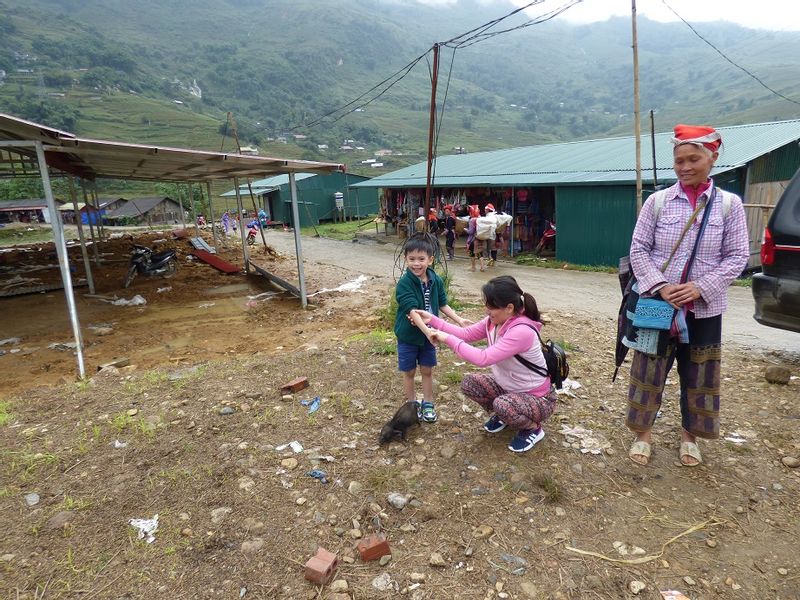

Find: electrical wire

[661,0,800,107]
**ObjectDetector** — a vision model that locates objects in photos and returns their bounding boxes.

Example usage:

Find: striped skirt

[461,373,557,431]
[626,313,722,439]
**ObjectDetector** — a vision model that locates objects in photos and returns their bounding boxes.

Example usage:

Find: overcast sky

[536,0,800,31]
[412,0,800,32]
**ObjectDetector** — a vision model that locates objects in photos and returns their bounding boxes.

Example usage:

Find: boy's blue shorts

[397,340,437,372]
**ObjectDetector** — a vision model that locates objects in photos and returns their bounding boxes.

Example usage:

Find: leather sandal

[628,440,652,466]
[679,441,702,467]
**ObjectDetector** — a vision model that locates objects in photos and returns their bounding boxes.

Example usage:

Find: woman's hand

[660,282,701,307]
[428,329,449,344]
[409,309,434,325]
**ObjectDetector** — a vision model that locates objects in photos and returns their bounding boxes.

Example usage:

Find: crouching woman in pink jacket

[411,275,555,453]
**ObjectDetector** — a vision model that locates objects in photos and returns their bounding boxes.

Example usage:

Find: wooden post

[631,0,643,214]
[424,43,440,225]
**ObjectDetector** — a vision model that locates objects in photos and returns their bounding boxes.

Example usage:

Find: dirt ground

[1,229,799,600]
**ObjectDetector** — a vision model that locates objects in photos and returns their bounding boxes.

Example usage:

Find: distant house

[105,196,184,225]
[58,202,102,225]
[97,197,127,214]
[239,146,259,156]
[221,172,379,228]
[374,149,393,157]
[0,198,63,224]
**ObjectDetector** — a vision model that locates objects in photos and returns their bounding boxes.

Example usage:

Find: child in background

[466,204,481,271]
[444,205,456,260]
[394,233,467,422]
[411,276,556,453]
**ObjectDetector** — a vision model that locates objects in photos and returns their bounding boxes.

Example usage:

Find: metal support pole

[233,177,250,271]
[424,43,440,222]
[207,181,218,249]
[188,182,199,238]
[510,187,515,258]
[289,172,308,308]
[80,180,100,264]
[178,186,186,228]
[35,142,85,379]
[90,182,104,240]
[68,178,95,294]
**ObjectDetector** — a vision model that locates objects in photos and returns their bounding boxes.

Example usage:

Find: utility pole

[650,109,658,188]
[631,0,643,214]
[424,43,440,226]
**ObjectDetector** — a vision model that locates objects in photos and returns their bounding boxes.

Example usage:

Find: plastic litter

[275,440,304,453]
[157,286,172,293]
[112,440,128,449]
[559,424,611,455]
[306,469,329,484]
[301,396,321,414]
[308,274,368,297]
[129,514,159,543]
[0,338,21,346]
[48,342,77,351]
[555,378,582,397]
[112,295,147,307]
[660,592,690,600]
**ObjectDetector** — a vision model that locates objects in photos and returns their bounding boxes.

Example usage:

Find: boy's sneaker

[508,428,545,453]
[420,401,438,423]
[483,415,507,433]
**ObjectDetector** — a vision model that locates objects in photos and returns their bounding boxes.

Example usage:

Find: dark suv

[752,166,800,333]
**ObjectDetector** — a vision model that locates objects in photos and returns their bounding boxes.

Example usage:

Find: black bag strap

[508,323,549,377]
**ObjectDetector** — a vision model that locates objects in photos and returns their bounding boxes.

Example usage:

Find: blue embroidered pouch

[631,297,675,330]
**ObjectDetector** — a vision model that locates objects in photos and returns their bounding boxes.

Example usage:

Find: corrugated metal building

[222,172,379,227]
[353,119,800,266]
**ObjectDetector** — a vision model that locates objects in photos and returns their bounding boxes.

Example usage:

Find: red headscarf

[468,204,480,218]
[671,124,722,153]
[485,203,495,213]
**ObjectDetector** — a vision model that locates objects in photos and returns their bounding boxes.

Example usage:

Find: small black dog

[378,401,421,445]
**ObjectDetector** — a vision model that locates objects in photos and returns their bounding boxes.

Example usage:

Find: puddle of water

[204,283,254,295]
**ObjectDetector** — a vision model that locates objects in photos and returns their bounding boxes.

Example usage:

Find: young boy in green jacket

[394,234,466,422]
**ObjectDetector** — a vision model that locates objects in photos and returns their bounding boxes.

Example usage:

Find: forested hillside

[1,0,799,175]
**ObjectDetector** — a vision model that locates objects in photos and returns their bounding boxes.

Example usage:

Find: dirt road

[268,231,799,356]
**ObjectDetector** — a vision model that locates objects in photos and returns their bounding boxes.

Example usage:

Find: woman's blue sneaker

[483,415,507,433]
[508,428,544,453]
[420,401,438,423]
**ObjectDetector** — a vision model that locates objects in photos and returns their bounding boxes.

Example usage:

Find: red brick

[281,376,309,394]
[357,533,391,561]
[304,546,338,585]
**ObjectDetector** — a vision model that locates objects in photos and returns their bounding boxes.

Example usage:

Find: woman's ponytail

[521,291,540,322]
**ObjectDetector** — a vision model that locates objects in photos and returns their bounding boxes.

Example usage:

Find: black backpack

[512,325,570,390]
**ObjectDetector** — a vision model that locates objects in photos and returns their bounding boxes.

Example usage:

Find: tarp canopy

[0,112,342,182]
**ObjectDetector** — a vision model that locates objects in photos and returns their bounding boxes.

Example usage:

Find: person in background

[466,204,481,272]
[444,205,456,260]
[625,124,749,467]
[411,275,556,453]
[482,203,498,267]
[394,233,467,423]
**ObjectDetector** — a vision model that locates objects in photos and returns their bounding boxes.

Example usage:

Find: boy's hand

[409,309,434,325]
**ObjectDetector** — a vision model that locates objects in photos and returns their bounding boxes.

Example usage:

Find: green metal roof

[352,119,800,189]
[221,173,317,197]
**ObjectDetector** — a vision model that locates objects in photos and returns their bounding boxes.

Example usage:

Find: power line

[661,0,800,107]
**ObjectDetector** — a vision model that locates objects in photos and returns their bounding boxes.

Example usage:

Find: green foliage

[0,400,12,426]
[347,328,396,356]
[514,254,617,273]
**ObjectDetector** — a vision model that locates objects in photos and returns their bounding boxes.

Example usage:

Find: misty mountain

[1,0,799,166]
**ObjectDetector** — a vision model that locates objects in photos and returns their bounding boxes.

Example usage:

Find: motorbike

[122,244,178,288]
[246,219,260,246]
[535,220,556,255]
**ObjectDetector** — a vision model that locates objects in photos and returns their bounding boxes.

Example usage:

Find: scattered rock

[0,554,15,563]
[181,527,192,537]
[46,511,75,530]
[240,538,264,555]
[584,575,602,589]
[683,576,696,585]
[387,492,409,509]
[570,463,583,476]
[329,580,348,593]
[24,493,40,507]
[440,444,457,459]
[781,456,800,468]
[473,524,494,539]
[429,552,447,567]
[210,507,232,524]
[91,326,114,336]
[409,573,426,583]
[379,554,392,566]
[520,581,539,598]
[238,477,255,491]
[765,365,791,385]
[219,406,235,415]
[555,507,566,517]
[348,481,364,495]
[371,573,394,592]
[628,580,646,595]
[126,408,139,417]
[281,458,298,470]
[778,568,789,576]
[706,539,717,548]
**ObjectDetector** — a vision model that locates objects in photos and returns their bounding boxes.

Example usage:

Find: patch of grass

[348,328,396,356]
[443,371,463,385]
[171,365,207,389]
[732,277,752,288]
[6,450,59,478]
[554,339,578,352]
[302,219,371,240]
[75,379,93,393]
[0,225,58,247]
[377,289,399,328]
[143,370,169,385]
[535,473,562,503]
[514,253,616,273]
[61,495,91,511]
[110,412,133,432]
[365,464,401,494]
[0,400,12,426]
